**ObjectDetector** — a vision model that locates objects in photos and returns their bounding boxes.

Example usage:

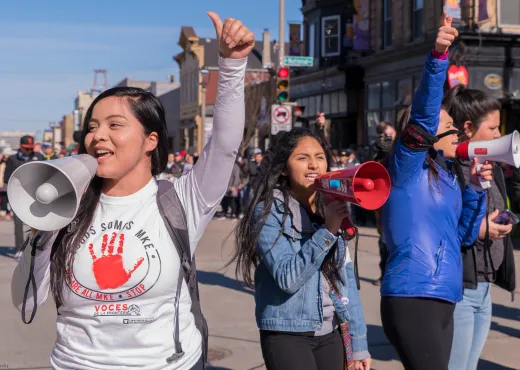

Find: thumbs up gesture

[435,12,458,54]
[207,12,255,59]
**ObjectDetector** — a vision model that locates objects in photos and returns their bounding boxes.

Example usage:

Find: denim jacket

[253,191,370,359]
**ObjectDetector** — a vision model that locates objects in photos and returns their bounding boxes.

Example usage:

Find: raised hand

[435,12,458,54]
[207,12,255,59]
[88,232,144,290]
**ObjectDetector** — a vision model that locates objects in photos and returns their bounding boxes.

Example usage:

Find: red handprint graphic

[88,232,144,290]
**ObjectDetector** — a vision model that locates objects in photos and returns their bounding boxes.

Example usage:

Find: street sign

[284,56,314,67]
[271,104,292,135]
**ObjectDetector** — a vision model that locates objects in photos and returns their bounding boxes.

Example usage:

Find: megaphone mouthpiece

[36,183,59,204]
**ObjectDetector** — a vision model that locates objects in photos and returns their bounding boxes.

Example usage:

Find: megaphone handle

[341,216,358,240]
[476,163,491,190]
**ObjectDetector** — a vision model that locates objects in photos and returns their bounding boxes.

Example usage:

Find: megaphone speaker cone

[7,154,98,231]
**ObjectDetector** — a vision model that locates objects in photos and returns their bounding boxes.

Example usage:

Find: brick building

[361,0,520,143]
[174,27,278,153]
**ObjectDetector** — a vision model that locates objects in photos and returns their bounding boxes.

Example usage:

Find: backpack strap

[156,180,207,367]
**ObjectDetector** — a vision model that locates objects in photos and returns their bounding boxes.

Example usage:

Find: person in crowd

[444,85,516,370]
[219,160,241,219]
[42,142,58,160]
[248,150,263,195]
[229,127,371,370]
[380,14,492,370]
[11,12,253,370]
[183,154,195,175]
[330,149,341,167]
[236,155,249,217]
[372,121,396,162]
[312,112,326,141]
[0,151,10,217]
[4,135,44,256]
[372,121,398,286]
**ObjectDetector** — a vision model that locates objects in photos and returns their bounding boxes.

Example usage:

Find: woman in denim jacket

[229,129,370,370]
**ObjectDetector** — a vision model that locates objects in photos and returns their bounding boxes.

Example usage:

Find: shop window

[381,81,396,108]
[339,90,348,113]
[367,83,381,110]
[383,0,392,48]
[322,15,341,57]
[367,112,380,143]
[330,92,339,114]
[412,0,424,40]
[499,0,520,27]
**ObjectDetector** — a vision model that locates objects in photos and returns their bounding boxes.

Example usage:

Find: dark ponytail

[442,84,502,141]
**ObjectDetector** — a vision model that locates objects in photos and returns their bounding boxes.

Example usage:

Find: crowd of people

[4,11,518,370]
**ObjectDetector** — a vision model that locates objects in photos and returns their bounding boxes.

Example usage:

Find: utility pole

[279,0,285,67]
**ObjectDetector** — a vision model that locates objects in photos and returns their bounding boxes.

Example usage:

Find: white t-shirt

[51,173,216,370]
[11,56,247,370]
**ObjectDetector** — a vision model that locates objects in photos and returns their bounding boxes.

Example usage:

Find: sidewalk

[0,219,519,369]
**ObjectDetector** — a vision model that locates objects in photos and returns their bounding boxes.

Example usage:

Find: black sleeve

[508,167,520,213]
[3,157,14,184]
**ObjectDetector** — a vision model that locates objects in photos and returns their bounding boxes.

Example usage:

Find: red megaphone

[312,161,391,238]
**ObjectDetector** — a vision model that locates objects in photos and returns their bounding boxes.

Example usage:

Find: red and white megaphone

[312,161,391,238]
[456,130,520,189]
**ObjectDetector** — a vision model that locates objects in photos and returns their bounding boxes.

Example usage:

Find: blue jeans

[448,282,492,370]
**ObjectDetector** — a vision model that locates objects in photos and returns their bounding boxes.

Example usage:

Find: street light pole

[279,0,285,67]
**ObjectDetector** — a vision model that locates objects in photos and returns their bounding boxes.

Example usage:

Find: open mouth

[452,139,459,145]
[305,173,319,181]
[95,149,114,160]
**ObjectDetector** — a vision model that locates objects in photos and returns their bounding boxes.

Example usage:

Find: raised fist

[435,12,458,54]
[207,12,255,59]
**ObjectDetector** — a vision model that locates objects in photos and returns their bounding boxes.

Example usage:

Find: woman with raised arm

[11,12,253,370]
[380,14,491,370]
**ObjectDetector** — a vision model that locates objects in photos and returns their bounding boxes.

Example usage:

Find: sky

[0,0,303,134]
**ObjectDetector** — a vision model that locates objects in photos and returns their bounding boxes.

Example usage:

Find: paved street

[0,219,519,370]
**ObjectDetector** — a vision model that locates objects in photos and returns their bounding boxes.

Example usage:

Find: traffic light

[276,67,290,102]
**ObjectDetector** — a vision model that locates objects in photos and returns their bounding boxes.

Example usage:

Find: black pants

[381,296,455,370]
[378,238,388,277]
[221,195,238,216]
[260,330,344,370]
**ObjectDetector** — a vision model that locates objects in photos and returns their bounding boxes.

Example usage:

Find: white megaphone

[456,130,520,189]
[7,154,98,231]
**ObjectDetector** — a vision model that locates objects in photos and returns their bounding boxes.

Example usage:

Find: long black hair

[442,84,501,140]
[50,87,169,306]
[229,128,343,289]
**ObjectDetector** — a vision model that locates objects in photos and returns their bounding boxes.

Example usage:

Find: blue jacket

[381,53,487,303]
[253,191,369,359]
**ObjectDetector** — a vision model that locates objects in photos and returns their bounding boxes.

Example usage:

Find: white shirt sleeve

[11,232,52,313]
[174,56,247,255]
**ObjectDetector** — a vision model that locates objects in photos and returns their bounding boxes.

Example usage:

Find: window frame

[321,15,341,57]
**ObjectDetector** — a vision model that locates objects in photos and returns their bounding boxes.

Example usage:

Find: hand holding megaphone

[7,154,98,231]
[469,158,494,189]
[456,130,520,189]
[312,161,391,238]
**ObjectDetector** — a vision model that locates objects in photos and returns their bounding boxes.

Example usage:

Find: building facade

[361,0,520,143]
[60,113,75,149]
[292,0,367,150]
[174,27,276,153]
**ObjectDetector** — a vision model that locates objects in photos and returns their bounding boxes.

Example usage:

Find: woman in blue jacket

[230,129,371,370]
[380,14,492,370]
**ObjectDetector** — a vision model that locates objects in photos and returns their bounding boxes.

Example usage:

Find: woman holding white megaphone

[380,13,493,370]
[443,86,517,370]
[11,12,253,370]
